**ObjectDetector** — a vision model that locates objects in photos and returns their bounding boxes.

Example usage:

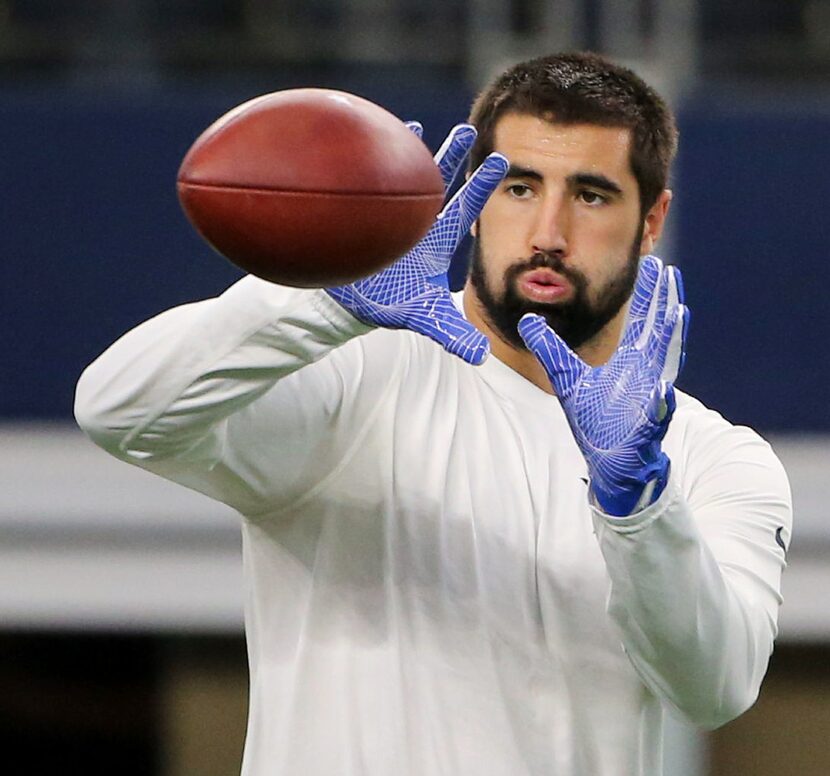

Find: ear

[639,189,672,255]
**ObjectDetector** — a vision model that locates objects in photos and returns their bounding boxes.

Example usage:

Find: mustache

[526,252,565,270]
[505,252,585,287]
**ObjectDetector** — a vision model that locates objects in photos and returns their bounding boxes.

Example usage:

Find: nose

[530,194,569,256]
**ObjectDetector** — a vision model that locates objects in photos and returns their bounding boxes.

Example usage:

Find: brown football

[177,88,444,287]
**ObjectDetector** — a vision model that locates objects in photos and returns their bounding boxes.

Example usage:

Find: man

[75,52,791,775]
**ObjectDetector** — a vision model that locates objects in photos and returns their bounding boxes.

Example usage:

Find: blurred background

[1,1,829,774]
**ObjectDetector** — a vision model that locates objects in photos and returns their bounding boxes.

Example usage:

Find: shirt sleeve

[74,275,385,515]
[590,403,792,729]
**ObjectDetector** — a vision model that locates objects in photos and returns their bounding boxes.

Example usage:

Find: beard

[467,234,643,352]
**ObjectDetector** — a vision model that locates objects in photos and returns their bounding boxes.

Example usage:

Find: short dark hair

[468,52,678,214]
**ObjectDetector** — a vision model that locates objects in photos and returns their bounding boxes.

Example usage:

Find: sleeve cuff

[589,476,682,534]
[308,288,375,340]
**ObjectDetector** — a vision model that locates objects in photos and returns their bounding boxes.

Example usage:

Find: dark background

[2,82,827,432]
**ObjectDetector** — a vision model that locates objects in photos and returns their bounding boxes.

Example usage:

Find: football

[177,88,445,287]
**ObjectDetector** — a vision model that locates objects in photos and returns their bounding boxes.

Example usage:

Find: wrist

[316,288,378,334]
[589,455,671,517]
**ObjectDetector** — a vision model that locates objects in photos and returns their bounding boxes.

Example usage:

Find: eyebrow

[505,164,544,182]
[568,172,623,195]
[505,164,623,196]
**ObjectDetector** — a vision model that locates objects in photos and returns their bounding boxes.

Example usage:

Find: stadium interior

[2,1,829,773]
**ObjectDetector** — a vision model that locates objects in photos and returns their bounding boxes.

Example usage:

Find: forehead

[492,112,635,181]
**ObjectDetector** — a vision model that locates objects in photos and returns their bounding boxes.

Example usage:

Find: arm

[76,124,507,514]
[75,280,373,513]
[518,257,792,727]
[592,420,791,728]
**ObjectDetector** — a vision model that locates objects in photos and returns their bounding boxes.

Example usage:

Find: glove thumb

[518,314,586,398]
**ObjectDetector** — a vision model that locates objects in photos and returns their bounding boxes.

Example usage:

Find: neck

[461,283,626,394]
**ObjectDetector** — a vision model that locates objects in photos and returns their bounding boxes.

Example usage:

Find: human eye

[505,182,534,199]
[578,189,609,206]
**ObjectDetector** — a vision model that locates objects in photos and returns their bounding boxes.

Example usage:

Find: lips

[518,268,572,302]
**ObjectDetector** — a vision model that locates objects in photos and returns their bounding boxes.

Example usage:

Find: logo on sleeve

[775,526,787,553]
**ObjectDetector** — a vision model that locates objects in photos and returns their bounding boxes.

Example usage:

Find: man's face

[468,112,647,352]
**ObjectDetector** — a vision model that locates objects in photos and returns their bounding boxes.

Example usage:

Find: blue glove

[326,123,509,365]
[517,256,689,516]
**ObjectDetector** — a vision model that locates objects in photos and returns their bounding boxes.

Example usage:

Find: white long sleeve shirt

[75,276,792,776]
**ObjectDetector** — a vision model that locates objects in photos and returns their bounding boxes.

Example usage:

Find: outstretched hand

[326,123,508,365]
[518,256,689,516]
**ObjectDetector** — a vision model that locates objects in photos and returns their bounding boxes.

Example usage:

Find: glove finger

[646,380,676,430]
[661,266,688,375]
[648,300,687,381]
[660,303,689,382]
[517,313,587,399]
[434,123,477,191]
[401,288,490,365]
[620,255,663,349]
[439,152,509,243]
[643,265,674,361]
[405,121,424,139]
[667,264,684,308]
[405,153,506,278]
